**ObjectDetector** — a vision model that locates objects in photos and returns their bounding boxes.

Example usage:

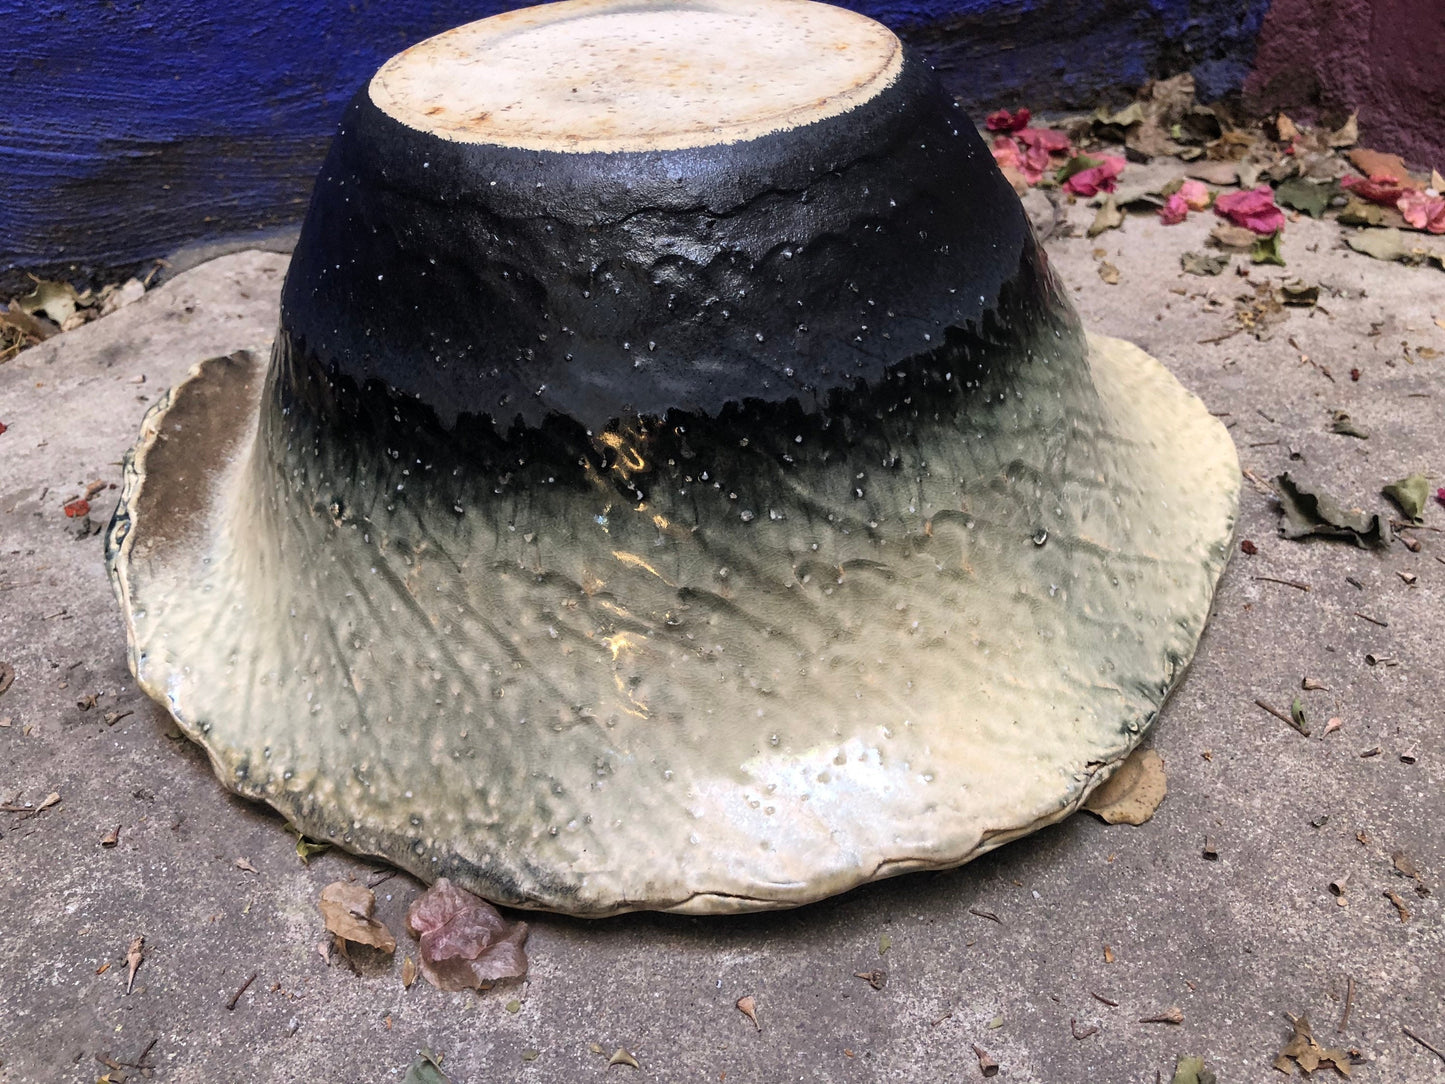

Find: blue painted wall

[0,0,1269,285]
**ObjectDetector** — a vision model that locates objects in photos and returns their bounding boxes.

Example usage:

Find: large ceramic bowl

[108,0,1239,915]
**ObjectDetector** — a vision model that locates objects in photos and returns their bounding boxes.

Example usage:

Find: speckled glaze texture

[107,7,1239,915]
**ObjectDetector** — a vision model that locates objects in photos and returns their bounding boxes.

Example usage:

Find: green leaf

[1382,473,1429,522]
[285,824,331,864]
[402,1051,449,1084]
[1251,230,1285,266]
[1275,178,1336,218]
[1289,697,1310,736]
[1170,1055,1217,1084]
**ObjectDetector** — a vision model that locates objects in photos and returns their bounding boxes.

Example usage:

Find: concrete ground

[2,180,1442,1083]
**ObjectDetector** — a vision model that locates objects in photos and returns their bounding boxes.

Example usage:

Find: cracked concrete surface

[1,190,1442,1082]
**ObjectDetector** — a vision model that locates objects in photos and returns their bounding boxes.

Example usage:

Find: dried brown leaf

[319,880,397,954]
[1084,748,1166,825]
[406,877,528,990]
[125,935,145,995]
[1278,1015,1352,1078]
[735,994,760,1031]
[973,1044,1000,1077]
[402,955,418,988]
[607,1048,640,1069]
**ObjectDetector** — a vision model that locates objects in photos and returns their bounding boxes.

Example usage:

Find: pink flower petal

[1158,193,1189,225]
[407,878,529,991]
[1398,190,1445,233]
[1016,127,1072,154]
[1062,155,1126,198]
[1179,179,1211,211]
[1214,186,1286,235]
[986,108,1031,132]
[1341,173,1411,206]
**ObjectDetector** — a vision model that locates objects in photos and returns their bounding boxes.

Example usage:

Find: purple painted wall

[0,0,1272,289]
[1245,0,1445,171]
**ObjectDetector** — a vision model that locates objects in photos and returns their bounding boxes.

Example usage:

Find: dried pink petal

[1062,156,1125,198]
[1178,179,1211,211]
[1341,173,1411,206]
[1016,127,1072,155]
[1213,185,1285,235]
[406,877,529,990]
[1158,193,1189,225]
[985,107,1030,132]
[1397,190,1445,233]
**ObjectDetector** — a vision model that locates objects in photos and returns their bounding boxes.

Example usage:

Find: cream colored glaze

[110,334,1240,916]
[368,0,903,152]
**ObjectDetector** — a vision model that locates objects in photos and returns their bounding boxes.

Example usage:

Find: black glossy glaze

[278,48,1037,434]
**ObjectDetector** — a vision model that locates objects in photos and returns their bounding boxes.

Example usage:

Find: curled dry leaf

[1274,1014,1352,1077]
[972,1044,1000,1078]
[1084,748,1166,825]
[607,1048,641,1069]
[319,881,397,954]
[402,955,418,989]
[736,994,760,1031]
[406,877,528,991]
[125,935,145,995]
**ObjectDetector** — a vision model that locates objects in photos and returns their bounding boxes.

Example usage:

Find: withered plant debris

[1140,1007,1184,1024]
[402,955,418,988]
[0,663,14,696]
[1274,1015,1352,1077]
[319,880,397,954]
[1256,698,1310,735]
[972,1044,1000,1078]
[125,935,145,995]
[1182,251,1230,276]
[1382,473,1429,522]
[1329,411,1370,439]
[1084,747,1166,825]
[1384,890,1411,922]
[736,994,761,1031]
[1275,474,1386,548]
[1280,280,1319,306]
[854,969,888,989]
[406,877,529,991]
[100,825,120,848]
[608,1048,641,1069]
